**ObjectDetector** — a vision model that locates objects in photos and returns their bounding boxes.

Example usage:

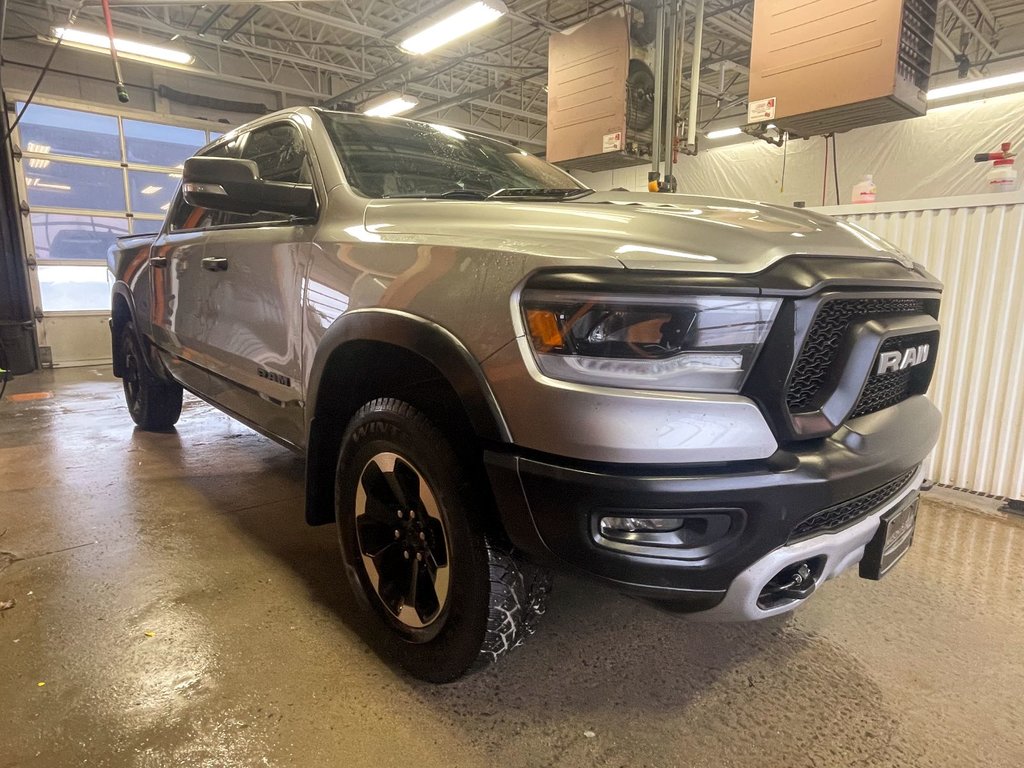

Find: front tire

[120,322,182,430]
[335,398,551,682]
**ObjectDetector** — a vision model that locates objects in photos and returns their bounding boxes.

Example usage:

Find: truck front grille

[786,297,927,411]
[852,368,913,418]
[851,331,934,418]
[789,467,918,541]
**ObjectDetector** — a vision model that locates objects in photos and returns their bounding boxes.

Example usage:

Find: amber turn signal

[526,309,564,350]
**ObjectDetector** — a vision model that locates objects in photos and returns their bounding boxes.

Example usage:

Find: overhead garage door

[10,98,222,366]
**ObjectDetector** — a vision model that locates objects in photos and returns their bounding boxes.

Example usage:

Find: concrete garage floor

[1,368,1022,768]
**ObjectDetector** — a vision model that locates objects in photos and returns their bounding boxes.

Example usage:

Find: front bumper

[485,395,940,618]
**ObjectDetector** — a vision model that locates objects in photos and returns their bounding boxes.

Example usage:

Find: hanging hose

[831,133,839,205]
[781,131,788,194]
[100,0,129,103]
[822,135,829,206]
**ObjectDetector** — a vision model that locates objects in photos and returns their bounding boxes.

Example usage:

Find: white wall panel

[840,197,1024,500]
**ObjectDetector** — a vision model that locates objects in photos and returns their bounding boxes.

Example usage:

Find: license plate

[859,493,919,580]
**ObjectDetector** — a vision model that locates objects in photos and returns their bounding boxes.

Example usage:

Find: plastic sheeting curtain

[575,90,1024,206]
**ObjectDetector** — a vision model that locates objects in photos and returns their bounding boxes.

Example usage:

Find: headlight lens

[521,291,780,392]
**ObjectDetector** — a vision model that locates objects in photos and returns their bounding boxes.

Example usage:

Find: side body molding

[303,308,512,525]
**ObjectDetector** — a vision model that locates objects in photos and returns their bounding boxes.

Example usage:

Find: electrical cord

[0,0,9,64]
[1,33,64,144]
[0,4,80,144]
[0,335,10,402]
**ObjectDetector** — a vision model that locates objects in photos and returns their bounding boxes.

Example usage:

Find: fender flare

[110,282,145,378]
[110,282,175,383]
[303,309,512,526]
[305,308,510,443]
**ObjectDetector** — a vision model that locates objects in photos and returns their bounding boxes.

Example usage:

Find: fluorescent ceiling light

[706,126,743,140]
[52,27,194,65]
[399,1,507,55]
[361,93,420,117]
[140,185,163,195]
[928,70,1024,101]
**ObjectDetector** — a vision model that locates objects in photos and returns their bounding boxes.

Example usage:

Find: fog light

[600,516,683,534]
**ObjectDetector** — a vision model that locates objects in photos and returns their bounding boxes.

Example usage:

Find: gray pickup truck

[109,106,941,682]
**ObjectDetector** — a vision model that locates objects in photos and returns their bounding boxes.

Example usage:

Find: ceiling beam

[941,0,999,59]
[92,0,297,5]
[407,81,510,118]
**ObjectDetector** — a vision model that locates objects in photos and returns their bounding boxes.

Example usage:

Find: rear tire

[335,397,551,682]
[120,322,182,430]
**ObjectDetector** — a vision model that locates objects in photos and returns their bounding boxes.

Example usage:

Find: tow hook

[758,561,819,609]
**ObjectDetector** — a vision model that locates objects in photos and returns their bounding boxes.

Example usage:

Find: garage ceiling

[5,1,1024,147]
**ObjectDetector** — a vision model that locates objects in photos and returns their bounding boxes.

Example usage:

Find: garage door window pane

[16,103,121,161]
[128,170,179,215]
[25,161,125,211]
[124,119,207,167]
[31,214,128,261]
[37,265,112,311]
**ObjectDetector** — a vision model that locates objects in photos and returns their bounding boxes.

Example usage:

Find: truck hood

[362,191,914,274]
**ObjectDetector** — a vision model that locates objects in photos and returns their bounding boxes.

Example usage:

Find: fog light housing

[594,509,743,556]
[600,516,683,534]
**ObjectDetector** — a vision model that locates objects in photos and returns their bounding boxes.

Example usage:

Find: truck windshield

[318,111,586,199]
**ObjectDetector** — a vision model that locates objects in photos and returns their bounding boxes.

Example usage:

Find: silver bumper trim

[691,465,926,622]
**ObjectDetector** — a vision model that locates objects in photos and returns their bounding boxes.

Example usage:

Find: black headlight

[521,291,780,392]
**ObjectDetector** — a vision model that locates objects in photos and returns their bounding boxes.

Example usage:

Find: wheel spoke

[372,543,411,614]
[407,558,420,612]
[357,491,395,528]
[387,458,420,510]
[413,560,441,622]
[360,460,397,508]
[427,551,450,609]
[419,473,443,524]
[424,517,448,567]
[356,516,398,557]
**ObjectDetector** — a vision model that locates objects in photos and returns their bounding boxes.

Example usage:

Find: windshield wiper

[381,187,595,201]
[382,189,488,200]
[486,187,595,201]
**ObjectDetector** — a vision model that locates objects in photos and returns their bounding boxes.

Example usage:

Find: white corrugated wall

[836,198,1024,500]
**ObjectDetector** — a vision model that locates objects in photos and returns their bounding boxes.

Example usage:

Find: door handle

[150,256,168,267]
[201,257,229,272]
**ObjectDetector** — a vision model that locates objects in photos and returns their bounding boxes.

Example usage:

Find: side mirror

[181,156,315,218]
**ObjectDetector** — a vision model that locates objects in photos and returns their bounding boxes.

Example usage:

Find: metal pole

[650,0,666,184]
[686,0,705,152]
[663,1,683,188]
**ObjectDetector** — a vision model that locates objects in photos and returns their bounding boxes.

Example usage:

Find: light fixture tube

[399,1,506,55]
[927,70,1024,101]
[51,27,194,65]
[361,93,420,117]
[706,126,743,140]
